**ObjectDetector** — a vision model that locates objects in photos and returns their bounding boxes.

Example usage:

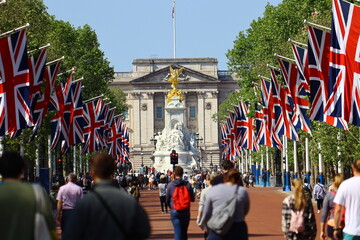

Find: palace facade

[109,58,239,171]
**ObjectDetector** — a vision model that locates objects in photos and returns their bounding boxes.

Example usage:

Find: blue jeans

[170,209,190,240]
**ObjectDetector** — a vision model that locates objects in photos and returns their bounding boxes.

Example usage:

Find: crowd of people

[0,151,360,240]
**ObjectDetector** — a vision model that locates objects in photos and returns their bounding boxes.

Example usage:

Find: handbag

[32,184,51,240]
[207,185,239,235]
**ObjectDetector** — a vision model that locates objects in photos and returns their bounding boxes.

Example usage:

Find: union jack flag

[102,103,115,146]
[29,48,47,108]
[82,98,105,154]
[258,78,282,149]
[278,59,311,134]
[269,68,299,141]
[61,81,85,153]
[50,72,73,149]
[291,44,310,92]
[108,116,124,159]
[0,29,33,136]
[30,61,61,141]
[120,122,130,162]
[307,25,349,130]
[237,102,259,152]
[324,0,360,126]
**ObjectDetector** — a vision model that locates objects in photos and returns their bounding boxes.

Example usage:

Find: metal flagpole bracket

[274,53,296,63]
[83,94,104,103]
[266,64,280,71]
[0,23,30,38]
[72,77,84,83]
[258,75,271,81]
[288,38,307,48]
[57,67,75,77]
[304,19,331,31]
[46,56,65,66]
[28,43,51,54]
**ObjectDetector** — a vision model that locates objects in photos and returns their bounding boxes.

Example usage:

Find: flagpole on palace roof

[172,0,176,58]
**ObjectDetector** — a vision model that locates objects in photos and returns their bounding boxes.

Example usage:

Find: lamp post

[209,152,213,171]
[195,133,203,170]
[150,133,158,149]
[141,152,144,168]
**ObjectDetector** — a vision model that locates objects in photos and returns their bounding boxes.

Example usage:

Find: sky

[43,0,282,72]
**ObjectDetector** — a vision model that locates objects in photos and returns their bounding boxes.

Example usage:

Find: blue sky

[44,0,282,72]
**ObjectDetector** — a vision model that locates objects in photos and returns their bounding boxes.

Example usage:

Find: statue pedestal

[152,96,199,173]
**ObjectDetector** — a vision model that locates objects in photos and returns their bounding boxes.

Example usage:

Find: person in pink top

[57,173,83,231]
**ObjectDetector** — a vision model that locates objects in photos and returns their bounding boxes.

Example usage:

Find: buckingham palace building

[109,58,239,171]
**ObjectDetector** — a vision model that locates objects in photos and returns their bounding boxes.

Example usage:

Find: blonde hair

[292,178,306,211]
[332,173,344,190]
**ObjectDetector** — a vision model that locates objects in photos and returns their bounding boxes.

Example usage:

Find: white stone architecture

[109,58,239,171]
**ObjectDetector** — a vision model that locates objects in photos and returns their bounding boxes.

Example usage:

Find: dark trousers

[171,209,190,240]
[160,196,168,212]
[316,199,324,210]
[61,209,75,232]
[208,221,248,240]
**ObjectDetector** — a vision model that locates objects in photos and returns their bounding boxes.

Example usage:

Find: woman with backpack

[158,175,168,214]
[313,178,327,213]
[320,174,344,240]
[200,169,249,240]
[282,178,317,240]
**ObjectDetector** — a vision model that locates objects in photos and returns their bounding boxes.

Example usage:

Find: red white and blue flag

[0,29,33,136]
[82,98,105,154]
[49,72,73,149]
[278,59,311,134]
[30,61,61,141]
[307,25,349,130]
[324,0,360,126]
[237,102,259,152]
[29,48,47,109]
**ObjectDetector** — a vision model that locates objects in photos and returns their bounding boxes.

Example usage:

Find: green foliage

[222,0,360,169]
[0,0,127,170]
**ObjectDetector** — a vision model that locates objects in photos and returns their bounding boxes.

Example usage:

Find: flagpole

[173,0,176,58]
[28,43,51,54]
[304,20,331,31]
[288,38,307,48]
[46,56,65,66]
[274,53,296,63]
[83,94,104,103]
[0,23,30,38]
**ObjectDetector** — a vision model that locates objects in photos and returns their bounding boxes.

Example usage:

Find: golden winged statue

[167,66,185,102]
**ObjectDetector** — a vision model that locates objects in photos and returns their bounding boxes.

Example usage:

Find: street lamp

[209,152,213,170]
[141,152,144,167]
[150,133,158,149]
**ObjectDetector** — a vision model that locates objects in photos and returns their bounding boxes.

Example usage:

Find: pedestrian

[56,173,83,232]
[197,174,215,238]
[0,151,57,240]
[282,178,317,240]
[166,166,195,240]
[200,169,249,240]
[320,174,344,240]
[212,160,235,186]
[149,173,155,190]
[262,172,267,187]
[333,158,360,240]
[62,153,151,240]
[313,178,327,213]
[303,178,313,197]
[158,175,168,214]
[129,180,140,201]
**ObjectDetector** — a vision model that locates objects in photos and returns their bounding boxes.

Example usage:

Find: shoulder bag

[92,190,129,239]
[206,185,239,235]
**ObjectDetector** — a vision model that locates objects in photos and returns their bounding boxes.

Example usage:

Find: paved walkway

[140,186,321,240]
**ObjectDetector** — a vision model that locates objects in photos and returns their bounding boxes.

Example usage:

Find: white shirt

[334,176,360,236]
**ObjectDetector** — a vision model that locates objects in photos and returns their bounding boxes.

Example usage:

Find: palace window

[189,106,196,119]
[156,106,163,119]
